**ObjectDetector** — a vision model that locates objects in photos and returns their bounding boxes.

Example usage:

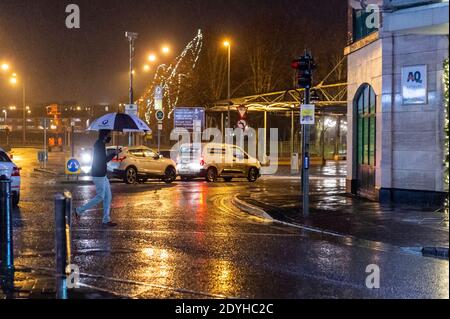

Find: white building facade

[345,0,449,205]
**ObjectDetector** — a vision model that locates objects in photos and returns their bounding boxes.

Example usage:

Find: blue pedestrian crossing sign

[66,158,81,175]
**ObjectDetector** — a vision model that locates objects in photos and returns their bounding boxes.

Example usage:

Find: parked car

[176,143,261,183]
[0,147,21,207]
[107,146,177,184]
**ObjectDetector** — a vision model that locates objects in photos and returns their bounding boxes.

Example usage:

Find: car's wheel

[12,193,19,208]
[205,167,218,183]
[247,167,259,182]
[162,167,177,184]
[223,177,233,182]
[125,167,138,184]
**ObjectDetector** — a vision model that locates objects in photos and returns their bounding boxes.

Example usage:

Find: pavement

[0,148,448,299]
[236,162,449,252]
[0,268,122,299]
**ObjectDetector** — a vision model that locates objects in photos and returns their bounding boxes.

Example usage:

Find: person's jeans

[77,176,112,224]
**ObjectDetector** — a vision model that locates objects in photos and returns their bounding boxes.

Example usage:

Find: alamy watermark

[365,264,380,289]
[169,127,280,175]
[65,4,80,29]
[66,264,80,289]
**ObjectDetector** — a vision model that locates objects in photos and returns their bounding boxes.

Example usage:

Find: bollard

[0,175,14,273]
[54,192,72,299]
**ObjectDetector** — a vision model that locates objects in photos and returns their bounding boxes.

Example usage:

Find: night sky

[0,0,347,107]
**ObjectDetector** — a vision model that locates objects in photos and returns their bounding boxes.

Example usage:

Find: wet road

[9,148,450,298]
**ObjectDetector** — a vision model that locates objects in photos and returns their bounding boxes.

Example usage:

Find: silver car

[107,146,177,184]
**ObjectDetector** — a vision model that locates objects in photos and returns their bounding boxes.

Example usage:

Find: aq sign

[402,65,428,105]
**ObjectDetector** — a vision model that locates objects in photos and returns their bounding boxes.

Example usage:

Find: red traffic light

[291,60,301,69]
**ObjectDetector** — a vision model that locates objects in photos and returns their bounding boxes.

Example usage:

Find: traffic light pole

[292,50,315,218]
[302,88,310,218]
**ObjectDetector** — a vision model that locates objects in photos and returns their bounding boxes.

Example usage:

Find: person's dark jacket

[91,139,116,177]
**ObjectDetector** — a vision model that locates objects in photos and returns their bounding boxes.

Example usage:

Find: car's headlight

[81,153,92,164]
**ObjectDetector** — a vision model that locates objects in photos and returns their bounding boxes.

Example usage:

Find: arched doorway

[355,84,376,197]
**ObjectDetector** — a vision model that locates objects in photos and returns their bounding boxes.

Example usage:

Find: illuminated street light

[148,54,157,62]
[162,46,170,55]
[10,77,17,85]
[1,63,9,72]
[143,64,151,72]
[223,39,232,129]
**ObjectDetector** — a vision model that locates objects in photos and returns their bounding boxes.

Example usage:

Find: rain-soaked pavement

[4,148,449,298]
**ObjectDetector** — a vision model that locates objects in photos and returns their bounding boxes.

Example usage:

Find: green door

[356,84,376,197]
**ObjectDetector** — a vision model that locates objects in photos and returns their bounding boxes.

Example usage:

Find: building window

[356,84,376,167]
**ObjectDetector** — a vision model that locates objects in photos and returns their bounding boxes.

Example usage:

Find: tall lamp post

[223,40,231,130]
[125,32,138,146]
[2,110,8,146]
[9,74,27,143]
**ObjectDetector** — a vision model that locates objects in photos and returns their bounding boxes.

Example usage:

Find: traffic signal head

[291,54,316,89]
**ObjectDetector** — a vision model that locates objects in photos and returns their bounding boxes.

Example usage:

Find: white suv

[0,148,21,207]
[176,143,261,183]
[107,146,177,184]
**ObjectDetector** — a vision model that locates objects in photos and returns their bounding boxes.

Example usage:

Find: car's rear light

[200,157,205,166]
[12,167,20,177]
[112,156,127,163]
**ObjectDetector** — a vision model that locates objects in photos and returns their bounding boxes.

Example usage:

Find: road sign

[155,110,165,122]
[155,100,162,111]
[236,105,248,119]
[65,158,81,175]
[154,86,164,111]
[300,104,315,125]
[174,107,205,132]
[155,86,164,100]
[125,104,138,116]
[158,123,163,131]
[237,119,247,131]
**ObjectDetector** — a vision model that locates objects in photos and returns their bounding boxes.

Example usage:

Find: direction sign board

[65,158,81,175]
[125,104,138,116]
[174,107,206,132]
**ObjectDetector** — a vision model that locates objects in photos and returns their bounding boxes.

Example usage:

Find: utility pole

[227,43,231,130]
[291,50,316,218]
[125,32,138,147]
[22,82,26,143]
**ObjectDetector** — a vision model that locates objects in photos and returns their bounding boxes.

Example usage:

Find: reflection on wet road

[9,149,450,299]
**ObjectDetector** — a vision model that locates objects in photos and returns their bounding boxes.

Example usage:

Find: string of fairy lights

[140,29,204,124]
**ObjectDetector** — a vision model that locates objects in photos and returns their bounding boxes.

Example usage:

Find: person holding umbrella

[74,129,120,227]
[74,113,151,227]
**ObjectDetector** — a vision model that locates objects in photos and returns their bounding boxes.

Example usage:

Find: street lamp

[223,40,232,129]
[148,54,157,62]
[161,46,170,55]
[1,63,9,72]
[9,74,27,143]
